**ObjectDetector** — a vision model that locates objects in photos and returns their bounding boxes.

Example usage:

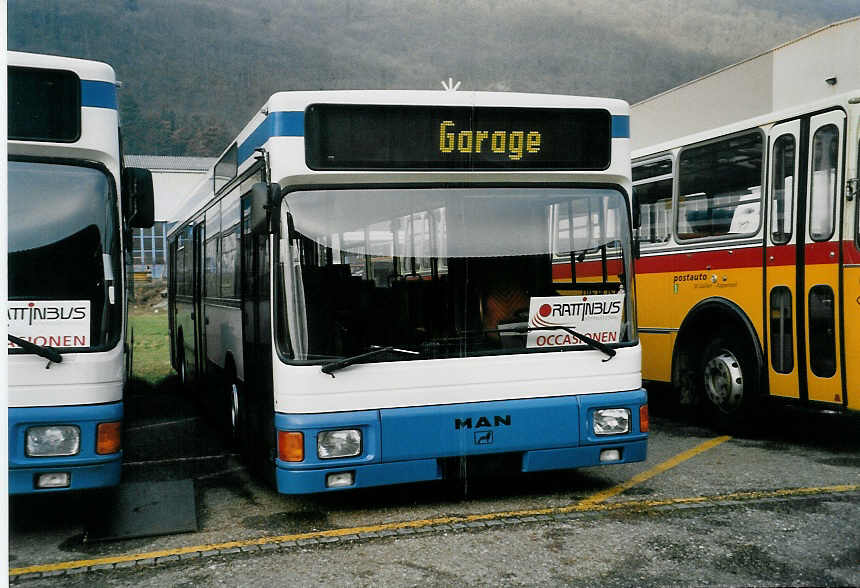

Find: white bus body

[169,90,647,494]
[7,52,153,493]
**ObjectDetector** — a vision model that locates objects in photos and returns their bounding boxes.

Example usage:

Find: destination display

[8,66,81,142]
[305,104,611,170]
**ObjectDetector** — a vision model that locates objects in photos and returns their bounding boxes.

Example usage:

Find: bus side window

[204,202,221,298]
[770,134,795,245]
[677,131,763,240]
[221,193,241,298]
[809,125,838,242]
[632,158,673,245]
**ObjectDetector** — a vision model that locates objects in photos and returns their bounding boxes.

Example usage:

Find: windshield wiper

[484,325,617,362]
[8,334,64,368]
[321,345,420,377]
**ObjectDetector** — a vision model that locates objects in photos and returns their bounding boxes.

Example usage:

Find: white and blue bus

[7,52,153,494]
[168,90,647,494]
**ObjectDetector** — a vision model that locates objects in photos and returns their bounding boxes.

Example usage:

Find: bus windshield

[8,160,122,351]
[278,187,635,362]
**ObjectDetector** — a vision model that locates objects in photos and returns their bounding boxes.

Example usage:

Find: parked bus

[630,17,859,426]
[8,52,154,493]
[168,90,647,494]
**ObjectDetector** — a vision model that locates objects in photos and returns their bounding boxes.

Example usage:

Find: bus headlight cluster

[317,429,361,459]
[593,409,630,436]
[26,425,81,457]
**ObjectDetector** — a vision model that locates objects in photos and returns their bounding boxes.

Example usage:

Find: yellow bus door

[765,120,802,400]
[844,130,860,411]
[801,111,846,406]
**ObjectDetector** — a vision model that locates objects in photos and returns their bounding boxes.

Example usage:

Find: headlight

[26,425,81,457]
[318,429,361,459]
[593,409,631,436]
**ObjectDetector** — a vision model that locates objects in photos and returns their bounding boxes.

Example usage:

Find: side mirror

[123,167,155,228]
[248,182,283,234]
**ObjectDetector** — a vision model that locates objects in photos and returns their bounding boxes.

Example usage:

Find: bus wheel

[177,342,187,387]
[703,349,744,412]
[698,332,760,430]
[225,364,244,449]
[229,380,241,440]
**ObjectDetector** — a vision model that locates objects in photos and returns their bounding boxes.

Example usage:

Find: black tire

[177,339,188,387]
[225,362,245,451]
[697,328,761,432]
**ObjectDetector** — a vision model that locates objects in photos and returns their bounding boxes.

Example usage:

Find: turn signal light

[640,404,649,433]
[96,421,122,455]
[278,431,304,462]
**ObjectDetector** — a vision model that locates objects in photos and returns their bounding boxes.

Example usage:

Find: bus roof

[631,16,860,150]
[7,51,117,84]
[168,90,632,234]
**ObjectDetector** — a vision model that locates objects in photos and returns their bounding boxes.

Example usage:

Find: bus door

[845,127,860,412]
[192,222,205,380]
[801,111,845,406]
[765,120,802,400]
[240,193,275,468]
[767,112,846,406]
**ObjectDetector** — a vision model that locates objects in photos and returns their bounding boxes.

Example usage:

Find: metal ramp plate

[85,479,197,542]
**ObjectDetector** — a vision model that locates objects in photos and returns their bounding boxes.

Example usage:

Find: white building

[124,155,215,279]
[631,16,860,150]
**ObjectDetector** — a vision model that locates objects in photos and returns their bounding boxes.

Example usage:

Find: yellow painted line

[8,436,728,576]
[576,435,732,508]
[10,484,858,577]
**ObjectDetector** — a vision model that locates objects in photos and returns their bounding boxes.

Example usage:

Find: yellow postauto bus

[630,18,859,427]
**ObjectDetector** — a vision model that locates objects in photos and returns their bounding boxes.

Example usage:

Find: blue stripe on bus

[611,115,630,138]
[81,80,118,110]
[238,111,305,163]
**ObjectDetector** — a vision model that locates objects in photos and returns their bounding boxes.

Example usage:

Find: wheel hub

[703,351,744,413]
[230,383,239,432]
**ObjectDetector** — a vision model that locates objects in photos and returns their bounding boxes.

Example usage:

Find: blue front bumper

[275,389,647,494]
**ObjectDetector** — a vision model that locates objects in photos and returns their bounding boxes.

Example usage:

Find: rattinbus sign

[7,300,91,349]
[526,294,624,348]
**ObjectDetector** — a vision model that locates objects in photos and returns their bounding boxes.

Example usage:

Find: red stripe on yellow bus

[552,259,623,280]
[766,244,796,266]
[633,241,853,275]
[635,247,763,274]
[804,241,840,265]
[841,241,860,264]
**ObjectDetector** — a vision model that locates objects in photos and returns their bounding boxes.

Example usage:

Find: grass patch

[129,311,173,385]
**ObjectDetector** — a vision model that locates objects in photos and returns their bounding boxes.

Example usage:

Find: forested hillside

[9,0,857,155]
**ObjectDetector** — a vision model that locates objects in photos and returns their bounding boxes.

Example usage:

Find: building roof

[631,16,859,151]
[125,155,216,171]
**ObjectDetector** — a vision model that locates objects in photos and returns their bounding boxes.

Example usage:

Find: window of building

[132,221,167,267]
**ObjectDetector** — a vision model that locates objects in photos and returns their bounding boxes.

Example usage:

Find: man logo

[454,415,511,430]
[474,430,494,445]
